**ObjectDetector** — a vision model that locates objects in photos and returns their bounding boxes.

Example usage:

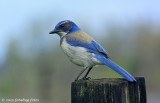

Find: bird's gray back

[65,31,94,43]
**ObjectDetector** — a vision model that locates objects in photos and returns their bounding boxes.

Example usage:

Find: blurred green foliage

[0,19,160,103]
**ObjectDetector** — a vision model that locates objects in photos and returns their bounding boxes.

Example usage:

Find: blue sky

[0,0,160,64]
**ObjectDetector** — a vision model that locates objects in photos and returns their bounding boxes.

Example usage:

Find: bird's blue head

[49,20,81,37]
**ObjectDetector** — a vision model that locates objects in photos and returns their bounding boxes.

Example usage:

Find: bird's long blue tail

[94,55,136,82]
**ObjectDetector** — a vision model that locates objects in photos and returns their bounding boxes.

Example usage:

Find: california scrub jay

[49,20,136,82]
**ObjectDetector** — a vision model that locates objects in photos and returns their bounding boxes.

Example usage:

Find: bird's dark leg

[75,68,87,81]
[82,67,93,80]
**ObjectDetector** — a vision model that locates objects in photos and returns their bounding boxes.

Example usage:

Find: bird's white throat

[58,32,67,38]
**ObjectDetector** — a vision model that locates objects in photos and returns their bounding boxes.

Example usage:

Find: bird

[49,20,136,82]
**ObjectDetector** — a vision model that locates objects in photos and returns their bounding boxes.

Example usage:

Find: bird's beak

[49,29,60,34]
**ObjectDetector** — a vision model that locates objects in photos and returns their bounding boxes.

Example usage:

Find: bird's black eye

[57,22,72,32]
[60,24,65,28]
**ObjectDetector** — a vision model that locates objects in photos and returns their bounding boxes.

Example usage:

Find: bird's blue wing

[65,36,109,58]
[91,41,109,58]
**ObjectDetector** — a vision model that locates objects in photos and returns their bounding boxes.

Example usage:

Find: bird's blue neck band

[67,24,81,34]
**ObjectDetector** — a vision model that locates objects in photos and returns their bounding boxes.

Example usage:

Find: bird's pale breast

[61,38,97,67]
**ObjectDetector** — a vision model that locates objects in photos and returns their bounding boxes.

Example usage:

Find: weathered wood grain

[71,77,146,103]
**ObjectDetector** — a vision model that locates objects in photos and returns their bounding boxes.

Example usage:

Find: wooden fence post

[71,77,146,103]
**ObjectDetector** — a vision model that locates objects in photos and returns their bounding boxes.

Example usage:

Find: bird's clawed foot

[81,77,91,80]
[85,77,91,80]
[74,77,91,81]
[74,79,78,82]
